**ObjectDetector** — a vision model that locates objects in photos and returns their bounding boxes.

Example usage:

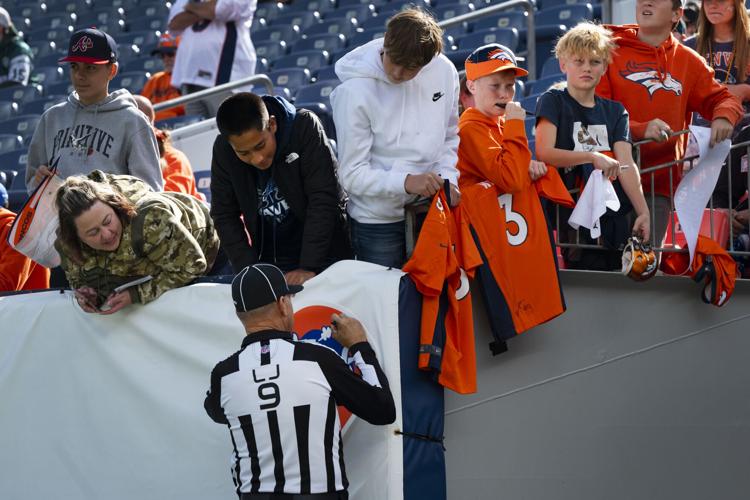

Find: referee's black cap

[232,264,304,312]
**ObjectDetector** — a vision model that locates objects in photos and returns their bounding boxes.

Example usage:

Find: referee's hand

[331,313,367,348]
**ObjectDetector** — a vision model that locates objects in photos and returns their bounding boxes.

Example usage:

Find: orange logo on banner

[294,305,353,427]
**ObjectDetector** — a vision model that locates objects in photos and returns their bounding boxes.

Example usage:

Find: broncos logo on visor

[487,48,515,65]
[620,61,682,97]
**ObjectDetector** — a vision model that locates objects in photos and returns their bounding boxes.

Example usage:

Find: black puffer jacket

[210,96,350,273]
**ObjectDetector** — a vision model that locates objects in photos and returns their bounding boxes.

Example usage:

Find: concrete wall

[445,271,750,500]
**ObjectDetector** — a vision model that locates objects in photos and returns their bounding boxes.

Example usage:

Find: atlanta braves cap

[465,43,528,81]
[232,264,303,313]
[59,28,118,64]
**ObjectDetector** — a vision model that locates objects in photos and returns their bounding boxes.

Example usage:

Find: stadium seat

[117,44,143,63]
[31,65,66,86]
[34,51,67,68]
[111,71,150,94]
[255,2,287,22]
[45,81,75,96]
[515,80,525,98]
[28,13,74,30]
[155,114,204,131]
[294,80,340,109]
[315,65,338,82]
[22,95,67,115]
[456,28,519,52]
[122,57,163,74]
[251,85,293,100]
[0,101,19,121]
[111,0,140,10]
[446,48,472,71]
[292,33,346,55]
[15,2,48,20]
[295,101,336,140]
[535,4,594,29]
[358,15,389,31]
[349,27,386,47]
[333,4,376,23]
[44,0,90,14]
[286,0,337,15]
[540,56,563,78]
[255,40,289,61]
[75,7,125,28]
[29,41,62,60]
[473,11,528,32]
[141,3,171,20]
[521,94,539,113]
[0,115,41,141]
[252,25,302,45]
[0,149,29,175]
[0,169,16,189]
[23,27,74,46]
[433,4,475,22]
[528,74,566,95]
[194,170,211,203]
[524,115,536,140]
[0,134,23,153]
[269,12,322,31]
[118,31,162,49]
[338,0,389,8]
[126,16,167,33]
[268,68,312,91]
[256,57,270,74]
[272,50,330,73]
[302,17,358,39]
[0,85,43,105]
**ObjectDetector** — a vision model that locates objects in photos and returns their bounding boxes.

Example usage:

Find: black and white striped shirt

[204,330,396,495]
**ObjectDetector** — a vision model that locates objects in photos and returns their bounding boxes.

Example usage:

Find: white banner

[0,260,404,500]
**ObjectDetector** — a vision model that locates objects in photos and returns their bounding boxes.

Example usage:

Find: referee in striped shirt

[205,264,396,500]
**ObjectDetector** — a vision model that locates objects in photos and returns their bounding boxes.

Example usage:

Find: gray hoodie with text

[25,89,163,193]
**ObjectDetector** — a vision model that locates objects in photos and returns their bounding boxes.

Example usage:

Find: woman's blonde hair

[554,22,616,63]
[56,176,136,262]
[695,0,750,83]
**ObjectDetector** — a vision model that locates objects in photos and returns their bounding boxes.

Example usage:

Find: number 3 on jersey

[497,193,528,246]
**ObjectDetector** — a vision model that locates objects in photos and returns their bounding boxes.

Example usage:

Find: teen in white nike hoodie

[330,38,460,225]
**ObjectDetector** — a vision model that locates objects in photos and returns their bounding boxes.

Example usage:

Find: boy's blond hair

[554,22,616,63]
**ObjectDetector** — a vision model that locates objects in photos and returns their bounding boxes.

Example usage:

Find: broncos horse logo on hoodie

[620,61,683,97]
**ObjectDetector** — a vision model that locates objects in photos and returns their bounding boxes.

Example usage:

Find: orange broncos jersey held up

[403,190,482,394]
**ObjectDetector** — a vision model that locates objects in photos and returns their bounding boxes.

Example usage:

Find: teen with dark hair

[210,93,350,285]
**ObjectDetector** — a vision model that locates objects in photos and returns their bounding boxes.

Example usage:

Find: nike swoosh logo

[432,92,444,102]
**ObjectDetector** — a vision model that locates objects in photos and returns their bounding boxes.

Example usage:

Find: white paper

[674,126,731,265]
[568,170,621,239]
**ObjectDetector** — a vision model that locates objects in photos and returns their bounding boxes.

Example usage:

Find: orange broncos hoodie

[457,108,531,191]
[0,208,50,292]
[596,25,743,197]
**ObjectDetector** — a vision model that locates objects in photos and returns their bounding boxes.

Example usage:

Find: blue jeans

[349,219,406,268]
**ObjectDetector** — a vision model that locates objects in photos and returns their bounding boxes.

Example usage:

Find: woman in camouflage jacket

[55,170,220,314]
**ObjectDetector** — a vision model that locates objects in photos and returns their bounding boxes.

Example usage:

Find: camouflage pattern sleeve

[131,204,209,303]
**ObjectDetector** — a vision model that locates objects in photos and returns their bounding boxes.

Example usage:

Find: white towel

[568,170,620,239]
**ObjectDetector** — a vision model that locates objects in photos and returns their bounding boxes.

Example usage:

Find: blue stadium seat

[22,95,67,115]
[286,0,337,15]
[332,4,375,23]
[15,2,47,19]
[294,79,340,108]
[122,57,163,74]
[0,115,41,141]
[515,80,525,98]
[0,85,43,105]
[267,68,312,91]
[111,71,150,94]
[0,169,16,189]
[292,34,346,55]
[75,7,125,28]
[272,50,330,72]
[295,101,336,140]
[541,0,603,18]
[535,4,594,29]
[117,44,143,63]
[111,0,140,10]
[194,170,211,203]
[45,81,74,96]
[528,74,566,95]
[118,31,161,49]
[255,2,287,22]
[338,0,389,7]
[0,134,23,153]
[0,149,30,174]
[255,40,289,61]
[44,0,91,14]
[31,65,66,86]
[358,15,389,31]
[524,115,536,140]
[23,27,74,46]
[349,28,386,47]
[28,13,74,30]
[252,25,302,45]
[256,57,270,74]
[251,86,293,100]
[302,17,358,39]
[29,41,63,60]
[433,4,474,21]
[455,28,519,52]
[126,16,167,33]
[540,56,563,78]
[34,51,67,68]
[315,65,338,82]
[269,12,322,31]
[472,11,528,32]
[521,94,539,113]
[141,3,171,20]
[0,101,19,121]
[446,48,472,72]
[155,114,204,131]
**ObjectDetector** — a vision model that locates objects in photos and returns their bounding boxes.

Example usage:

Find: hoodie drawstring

[396,83,406,147]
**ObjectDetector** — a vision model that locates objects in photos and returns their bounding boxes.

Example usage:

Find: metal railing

[438,0,537,80]
[554,130,750,264]
[152,74,274,113]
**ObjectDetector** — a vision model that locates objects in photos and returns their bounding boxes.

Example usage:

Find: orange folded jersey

[403,190,482,394]
[461,181,566,353]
